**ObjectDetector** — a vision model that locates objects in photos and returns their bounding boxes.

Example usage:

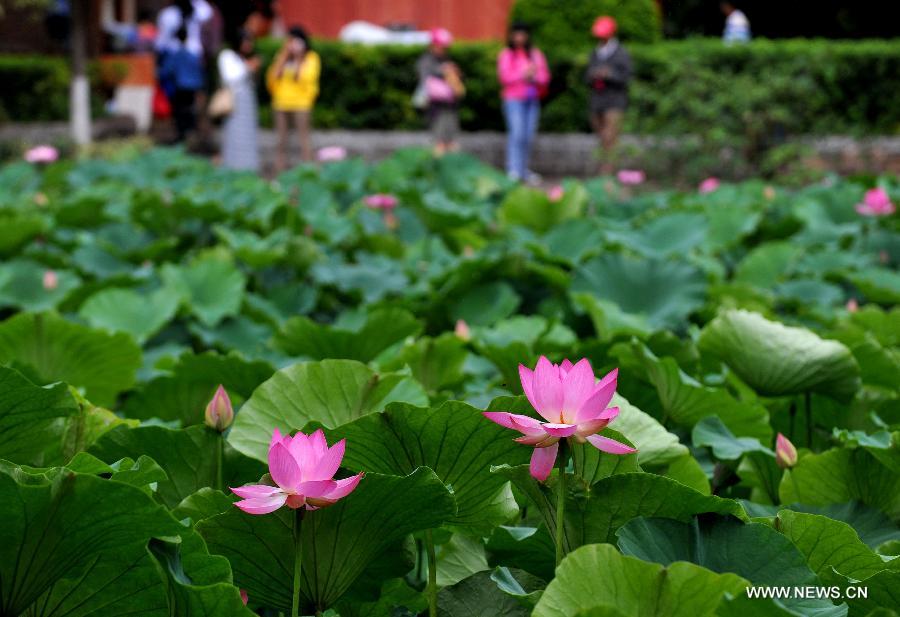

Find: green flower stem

[215,432,224,492]
[425,529,438,617]
[555,439,568,567]
[292,509,305,617]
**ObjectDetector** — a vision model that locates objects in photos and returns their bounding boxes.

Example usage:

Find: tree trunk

[69,0,91,145]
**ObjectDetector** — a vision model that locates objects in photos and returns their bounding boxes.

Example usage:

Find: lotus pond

[0,147,898,617]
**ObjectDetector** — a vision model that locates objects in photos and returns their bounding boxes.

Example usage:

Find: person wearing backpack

[497,22,550,184]
[160,26,206,142]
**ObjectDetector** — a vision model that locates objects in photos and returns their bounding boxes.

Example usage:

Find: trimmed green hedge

[3,38,900,136]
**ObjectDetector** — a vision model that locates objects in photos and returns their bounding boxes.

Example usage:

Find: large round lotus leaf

[160,254,246,327]
[498,185,584,233]
[699,309,860,401]
[79,286,181,343]
[0,259,81,312]
[0,312,142,407]
[572,253,707,331]
[606,212,708,258]
[532,543,748,617]
[228,359,428,462]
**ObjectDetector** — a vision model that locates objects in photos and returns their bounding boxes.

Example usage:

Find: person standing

[585,16,632,174]
[267,26,321,169]
[721,1,751,43]
[156,0,213,58]
[160,27,205,142]
[217,30,261,172]
[416,27,464,155]
[497,22,550,184]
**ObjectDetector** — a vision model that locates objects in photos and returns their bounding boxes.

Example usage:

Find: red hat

[592,16,617,38]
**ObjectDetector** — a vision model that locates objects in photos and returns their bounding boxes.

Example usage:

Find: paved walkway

[4,122,900,178]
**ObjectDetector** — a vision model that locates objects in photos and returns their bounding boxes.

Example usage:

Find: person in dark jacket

[585,16,632,173]
[160,26,206,142]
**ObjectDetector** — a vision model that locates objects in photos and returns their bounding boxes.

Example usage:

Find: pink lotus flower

[698,177,720,194]
[846,298,859,313]
[546,185,565,202]
[363,193,398,210]
[42,270,58,291]
[855,187,895,217]
[616,169,645,186]
[205,384,234,432]
[231,428,363,514]
[775,433,798,469]
[24,145,59,164]
[317,146,347,162]
[484,357,636,481]
[454,319,471,341]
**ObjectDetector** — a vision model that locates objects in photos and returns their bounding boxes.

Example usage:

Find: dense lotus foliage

[0,147,898,617]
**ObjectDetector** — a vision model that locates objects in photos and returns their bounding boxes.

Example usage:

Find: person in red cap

[586,16,632,174]
[415,28,465,155]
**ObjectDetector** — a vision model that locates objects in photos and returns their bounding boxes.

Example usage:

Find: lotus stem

[555,439,568,567]
[292,509,304,617]
[804,391,812,447]
[788,400,797,441]
[215,433,224,492]
[425,529,438,617]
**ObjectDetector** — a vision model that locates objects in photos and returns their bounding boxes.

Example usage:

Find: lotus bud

[763,185,776,200]
[775,433,798,469]
[34,192,48,206]
[42,270,58,290]
[205,385,234,432]
[546,185,564,202]
[846,298,859,313]
[240,589,248,605]
[454,319,471,341]
[617,169,645,186]
[698,177,720,194]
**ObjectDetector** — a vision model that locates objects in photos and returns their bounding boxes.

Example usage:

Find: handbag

[152,84,171,119]
[208,87,234,119]
[425,76,455,103]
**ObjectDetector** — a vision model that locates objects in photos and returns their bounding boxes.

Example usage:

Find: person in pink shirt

[497,22,550,183]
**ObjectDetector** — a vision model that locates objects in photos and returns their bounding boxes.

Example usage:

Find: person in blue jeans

[497,23,550,183]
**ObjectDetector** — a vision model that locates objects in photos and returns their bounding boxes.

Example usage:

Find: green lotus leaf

[79,286,180,343]
[0,259,80,312]
[699,309,861,402]
[606,212,708,258]
[160,254,247,327]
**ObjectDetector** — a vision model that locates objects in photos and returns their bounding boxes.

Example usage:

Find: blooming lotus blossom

[205,384,234,432]
[231,428,362,514]
[775,433,798,469]
[363,193,398,210]
[42,270,58,290]
[484,357,636,481]
[317,146,347,162]
[24,145,59,164]
[698,177,720,194]
[616,169,645,186]
[546,185,565,202]
[855,187,895,217]
[454,319,471,341]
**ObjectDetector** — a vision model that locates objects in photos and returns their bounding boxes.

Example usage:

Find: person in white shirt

[156,0,213,57]
[721,1,751,43]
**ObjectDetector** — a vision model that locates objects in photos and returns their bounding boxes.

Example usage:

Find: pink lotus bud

[616,169,645,186]
[42,270,58,290]
[846,298,859,312]
[763,185,776,200]
[24,145,59,164]
[454,319,471,341]
[463,245,475,257]
[698,177,720,194]
[33,192,48,206]
[317,146,347,162]
[364,193,399,210]
[546,185,565,202]
[205,385,234,432]
[240,589,248,605]
[855,187,896,217]
[775,433,798,469]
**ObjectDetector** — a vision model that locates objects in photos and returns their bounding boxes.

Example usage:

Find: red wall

[279,0,514,41]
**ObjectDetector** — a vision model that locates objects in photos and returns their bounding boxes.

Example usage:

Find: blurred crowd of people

[133,0,750,178]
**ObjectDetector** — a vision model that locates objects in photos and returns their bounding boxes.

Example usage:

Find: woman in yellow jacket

[267,26,320,169]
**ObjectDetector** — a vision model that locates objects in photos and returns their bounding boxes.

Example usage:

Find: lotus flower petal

[586,434,636,454]
[529,442,559,481]
[234,491,288,515]
[269,442,302,490]
[533,356,564,422]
